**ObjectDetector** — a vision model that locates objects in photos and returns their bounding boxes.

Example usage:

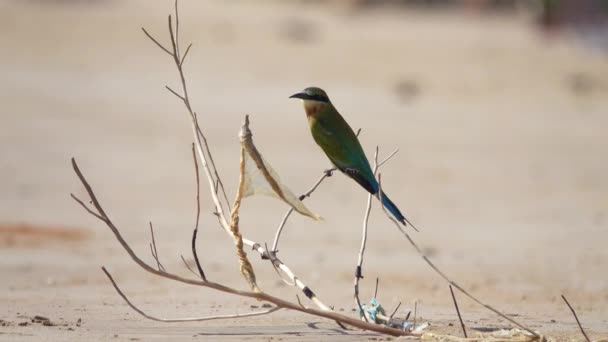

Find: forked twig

[561,294,591,342]
[271,168,335,253]
[271,129,358,253]
[449,284,467,338]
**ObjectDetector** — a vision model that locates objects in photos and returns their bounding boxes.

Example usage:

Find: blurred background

[1,0,607,340]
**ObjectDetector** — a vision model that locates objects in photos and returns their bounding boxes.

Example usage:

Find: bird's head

[289,87,331,117]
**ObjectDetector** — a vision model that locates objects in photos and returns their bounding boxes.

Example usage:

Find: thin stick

[374,277,380,298]
[376,174,540,338]
[449,285,467,338]
[271,168,335,253]
[180,255,199,277]
[413,300,417,330]
[354,147,381,323]
[141,28,173,56]
[561,294,591,342]
[144,2,231,221]
[389,302,402,319]
[180,43,192,66]
[377,148,399,168]
[149,222,165,272]
[190,143,206,280]
[71,158,415,337]
[102,266,280,322]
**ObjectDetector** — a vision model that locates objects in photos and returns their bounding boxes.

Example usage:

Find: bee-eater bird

[290,87,417,230]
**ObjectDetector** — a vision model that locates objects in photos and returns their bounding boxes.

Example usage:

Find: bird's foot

[324,168,336,177]
[345,168,359,175]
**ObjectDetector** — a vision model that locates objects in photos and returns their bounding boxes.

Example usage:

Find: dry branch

[70,156,417,337]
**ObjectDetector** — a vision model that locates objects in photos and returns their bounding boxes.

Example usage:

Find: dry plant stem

[561,294,591,342]
[354,147,399,323]
[190,143,206,280]
[353,147,380,323]
[102,266,280,322]
[271,168,335,252]
[148,222,165,272]
[142,3,230,225]
[449,284,468,338]
[180,255,199,277]
[375,174,540,338]
[70,158,417,337]
[389,302,402,319]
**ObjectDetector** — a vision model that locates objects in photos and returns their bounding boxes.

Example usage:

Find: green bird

[290,87,416,230]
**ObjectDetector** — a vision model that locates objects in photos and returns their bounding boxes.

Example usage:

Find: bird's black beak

[289,92,310,100]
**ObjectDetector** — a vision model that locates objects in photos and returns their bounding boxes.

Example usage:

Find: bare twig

[190,143,206,280]
[180,43,193,66]
[376,174,540,338]
[143,2,231,223]
[149,222,165,272]
[389,302,402,319]
[354,146,395,323]
[374,277,379,298]
[413,300,417,330]
[561,294,591,342]
[180,255,199,277]
[70,194,106,221]
[271,168,335,253]
[449,285,467,338]
[102,266,280,322]
[165,85,185,101]
[377,148,399,168]
[141,27,172,56]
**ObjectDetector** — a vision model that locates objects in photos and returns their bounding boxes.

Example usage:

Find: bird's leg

[324,168,335,177]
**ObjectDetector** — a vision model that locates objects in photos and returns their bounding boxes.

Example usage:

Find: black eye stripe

[308,94,329,103]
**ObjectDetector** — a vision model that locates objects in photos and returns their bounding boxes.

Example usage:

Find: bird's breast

[303,101,323,118]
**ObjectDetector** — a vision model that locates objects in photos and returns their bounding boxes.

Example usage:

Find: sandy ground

[1,1,607,341]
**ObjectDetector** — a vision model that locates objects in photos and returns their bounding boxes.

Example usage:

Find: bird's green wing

[310,111,377,194]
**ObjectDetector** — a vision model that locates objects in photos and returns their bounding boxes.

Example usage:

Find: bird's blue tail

[380,191,418,231]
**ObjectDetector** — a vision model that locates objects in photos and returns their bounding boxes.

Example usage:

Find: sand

[1,1,607,341]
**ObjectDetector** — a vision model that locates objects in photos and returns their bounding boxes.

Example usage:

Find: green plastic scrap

[358,297,386,323]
